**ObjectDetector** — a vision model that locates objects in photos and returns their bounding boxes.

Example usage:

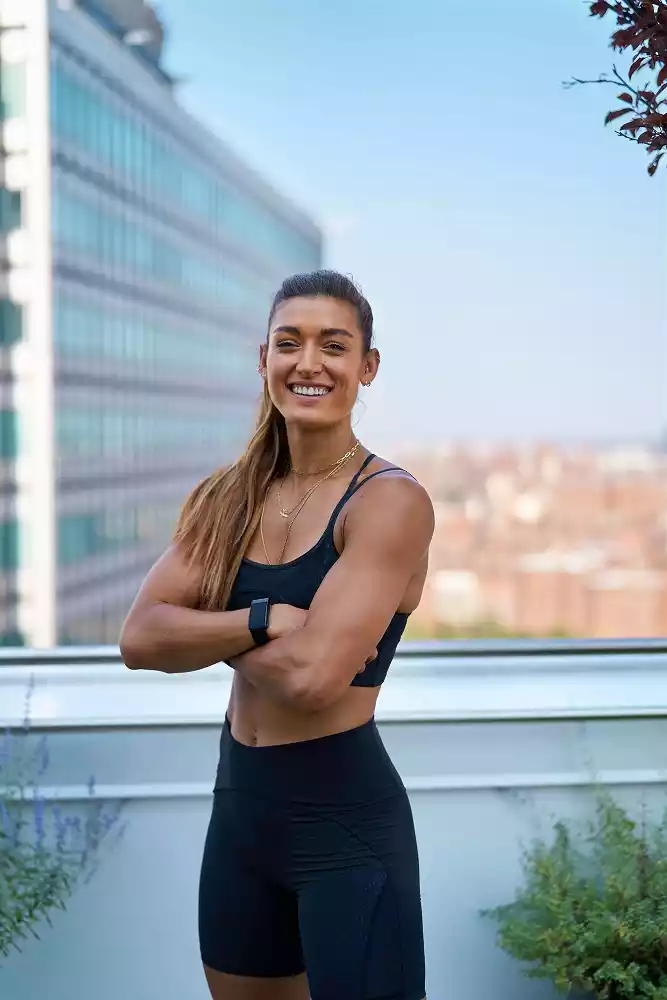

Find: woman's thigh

[199,791,305,983]
[203,968,310,1000]
[297,865,425,1000]
[295,792,426,1000]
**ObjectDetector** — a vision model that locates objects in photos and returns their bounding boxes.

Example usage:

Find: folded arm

[119,545,257,672]
[120,545,306,673]
[231,475,434,711]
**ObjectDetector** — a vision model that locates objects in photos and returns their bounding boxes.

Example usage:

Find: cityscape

[402,440,667,639]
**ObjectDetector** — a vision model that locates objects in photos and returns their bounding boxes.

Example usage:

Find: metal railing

[1,636,666,668]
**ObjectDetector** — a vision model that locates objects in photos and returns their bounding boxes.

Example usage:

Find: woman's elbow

[119,621,157,671]
[287,670,344,713]
[119,638,146,671]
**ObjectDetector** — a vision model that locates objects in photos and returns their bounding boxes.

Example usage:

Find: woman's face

[259,296,379,429]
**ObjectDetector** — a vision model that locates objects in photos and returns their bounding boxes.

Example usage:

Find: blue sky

[159,0,666,451]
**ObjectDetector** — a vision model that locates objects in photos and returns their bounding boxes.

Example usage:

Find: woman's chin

[282,405,346,430]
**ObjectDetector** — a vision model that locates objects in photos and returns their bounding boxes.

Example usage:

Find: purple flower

[33,796,46,849]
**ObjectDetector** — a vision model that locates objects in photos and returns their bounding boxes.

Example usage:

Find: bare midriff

[227,673,381,747]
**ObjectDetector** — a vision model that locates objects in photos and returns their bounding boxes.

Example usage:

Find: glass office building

[0,0,322,646]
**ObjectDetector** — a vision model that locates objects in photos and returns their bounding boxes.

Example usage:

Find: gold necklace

[291,441,362,477]
[261,444,362,565]
[276,440,360,518]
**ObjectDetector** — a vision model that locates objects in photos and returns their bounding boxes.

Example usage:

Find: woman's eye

[276,340,298,349]
[325,342,345,352]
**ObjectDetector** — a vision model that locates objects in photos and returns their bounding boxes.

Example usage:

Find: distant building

[0,0,322,646]
[404,441,667,640]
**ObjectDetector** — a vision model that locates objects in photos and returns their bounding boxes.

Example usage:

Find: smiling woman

[119,270,433,1000]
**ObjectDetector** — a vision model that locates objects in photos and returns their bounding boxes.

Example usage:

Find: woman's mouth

[288,384,332,397]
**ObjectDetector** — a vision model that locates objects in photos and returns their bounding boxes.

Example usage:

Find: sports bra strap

[345,452,375,491]
[325,458,409,537]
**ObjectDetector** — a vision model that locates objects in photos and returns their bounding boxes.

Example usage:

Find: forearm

[121,602,255,673]
[230,626,356,712]
[231,631,320,708]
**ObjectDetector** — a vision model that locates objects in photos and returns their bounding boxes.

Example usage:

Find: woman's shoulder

[359,452,424,488]
[351,453,433,521]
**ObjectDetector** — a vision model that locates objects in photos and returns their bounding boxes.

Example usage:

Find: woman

[120,270,434,1000]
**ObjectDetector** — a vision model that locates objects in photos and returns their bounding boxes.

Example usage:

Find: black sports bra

[226,454,411,687]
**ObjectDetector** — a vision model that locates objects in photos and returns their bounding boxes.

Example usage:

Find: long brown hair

[173,269,374,610]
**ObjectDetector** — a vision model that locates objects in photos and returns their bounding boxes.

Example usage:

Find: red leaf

[629,57,645,78]
[618,92,634,104]
[659,65,667,88]
[605,108,633,124]
[648,154,664,177]
[637,131,653,143]
[619,118,643,131]
[638,91,656,103]
[589,0,610,15]
[633,29,654,47]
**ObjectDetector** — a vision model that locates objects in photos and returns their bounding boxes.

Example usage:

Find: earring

[362,380,372,387]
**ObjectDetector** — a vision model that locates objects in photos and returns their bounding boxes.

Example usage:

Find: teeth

[291,385,329,396]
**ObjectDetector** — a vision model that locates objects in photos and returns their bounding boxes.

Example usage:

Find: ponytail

[173,383,289,610]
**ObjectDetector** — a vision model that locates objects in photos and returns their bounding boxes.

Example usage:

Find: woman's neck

[286,424,360,476]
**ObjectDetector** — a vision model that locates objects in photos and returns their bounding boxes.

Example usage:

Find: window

[0,299,22,345]
[48,60,321,274]
[0,188,21,231]
[0,410,17,459]
[56,503,175,566]
[0,61,25,119]
[57,512,99,564]
[0,520,19,570]
[0,630,24,647]
[56,401,238,461]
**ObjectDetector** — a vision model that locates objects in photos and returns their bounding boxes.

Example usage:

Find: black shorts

[198,717,425,1000]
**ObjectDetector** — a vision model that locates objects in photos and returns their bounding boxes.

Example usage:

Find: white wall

[1,640,667,1000]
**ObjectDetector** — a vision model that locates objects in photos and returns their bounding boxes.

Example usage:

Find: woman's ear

[361,348,380,387]
[258,343,268,379]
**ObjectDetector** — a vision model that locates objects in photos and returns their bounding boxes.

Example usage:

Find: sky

[158,0,666,452]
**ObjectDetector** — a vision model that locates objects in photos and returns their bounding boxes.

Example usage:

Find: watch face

[250,598,270,632]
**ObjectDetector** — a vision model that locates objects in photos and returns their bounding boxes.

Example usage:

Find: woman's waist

[228,679,379,746]
[216,693,403,803]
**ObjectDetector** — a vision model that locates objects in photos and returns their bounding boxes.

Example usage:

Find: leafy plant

[566,1,667,176]
[483,791,667,998]
[0,678,125,959]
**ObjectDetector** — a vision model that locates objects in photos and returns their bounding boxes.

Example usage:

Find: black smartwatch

[248,597,271,646]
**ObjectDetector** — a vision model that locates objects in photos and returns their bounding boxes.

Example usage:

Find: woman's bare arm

[229,476,434,710]
[120,544,308,673]
[119,545,258,673]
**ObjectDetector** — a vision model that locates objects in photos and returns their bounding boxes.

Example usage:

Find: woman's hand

[267,604,308,641]
[361,647,378,670]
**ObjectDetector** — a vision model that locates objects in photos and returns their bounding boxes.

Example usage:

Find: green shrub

[0,680,125,959]
[483,792,667,999]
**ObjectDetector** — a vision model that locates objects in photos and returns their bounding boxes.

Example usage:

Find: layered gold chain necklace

[260,440,361,565]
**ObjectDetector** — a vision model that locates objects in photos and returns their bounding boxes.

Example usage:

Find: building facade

[0,0,322,646]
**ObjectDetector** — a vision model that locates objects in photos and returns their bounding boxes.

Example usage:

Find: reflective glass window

[0,61,25,119]
[0,410,17,459]
[0,299,22,345]
[49,60,321,272]
[0,188,21,231]
[0,520,19,570]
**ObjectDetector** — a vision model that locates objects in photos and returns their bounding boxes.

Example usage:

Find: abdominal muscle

[227,672,381,747]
